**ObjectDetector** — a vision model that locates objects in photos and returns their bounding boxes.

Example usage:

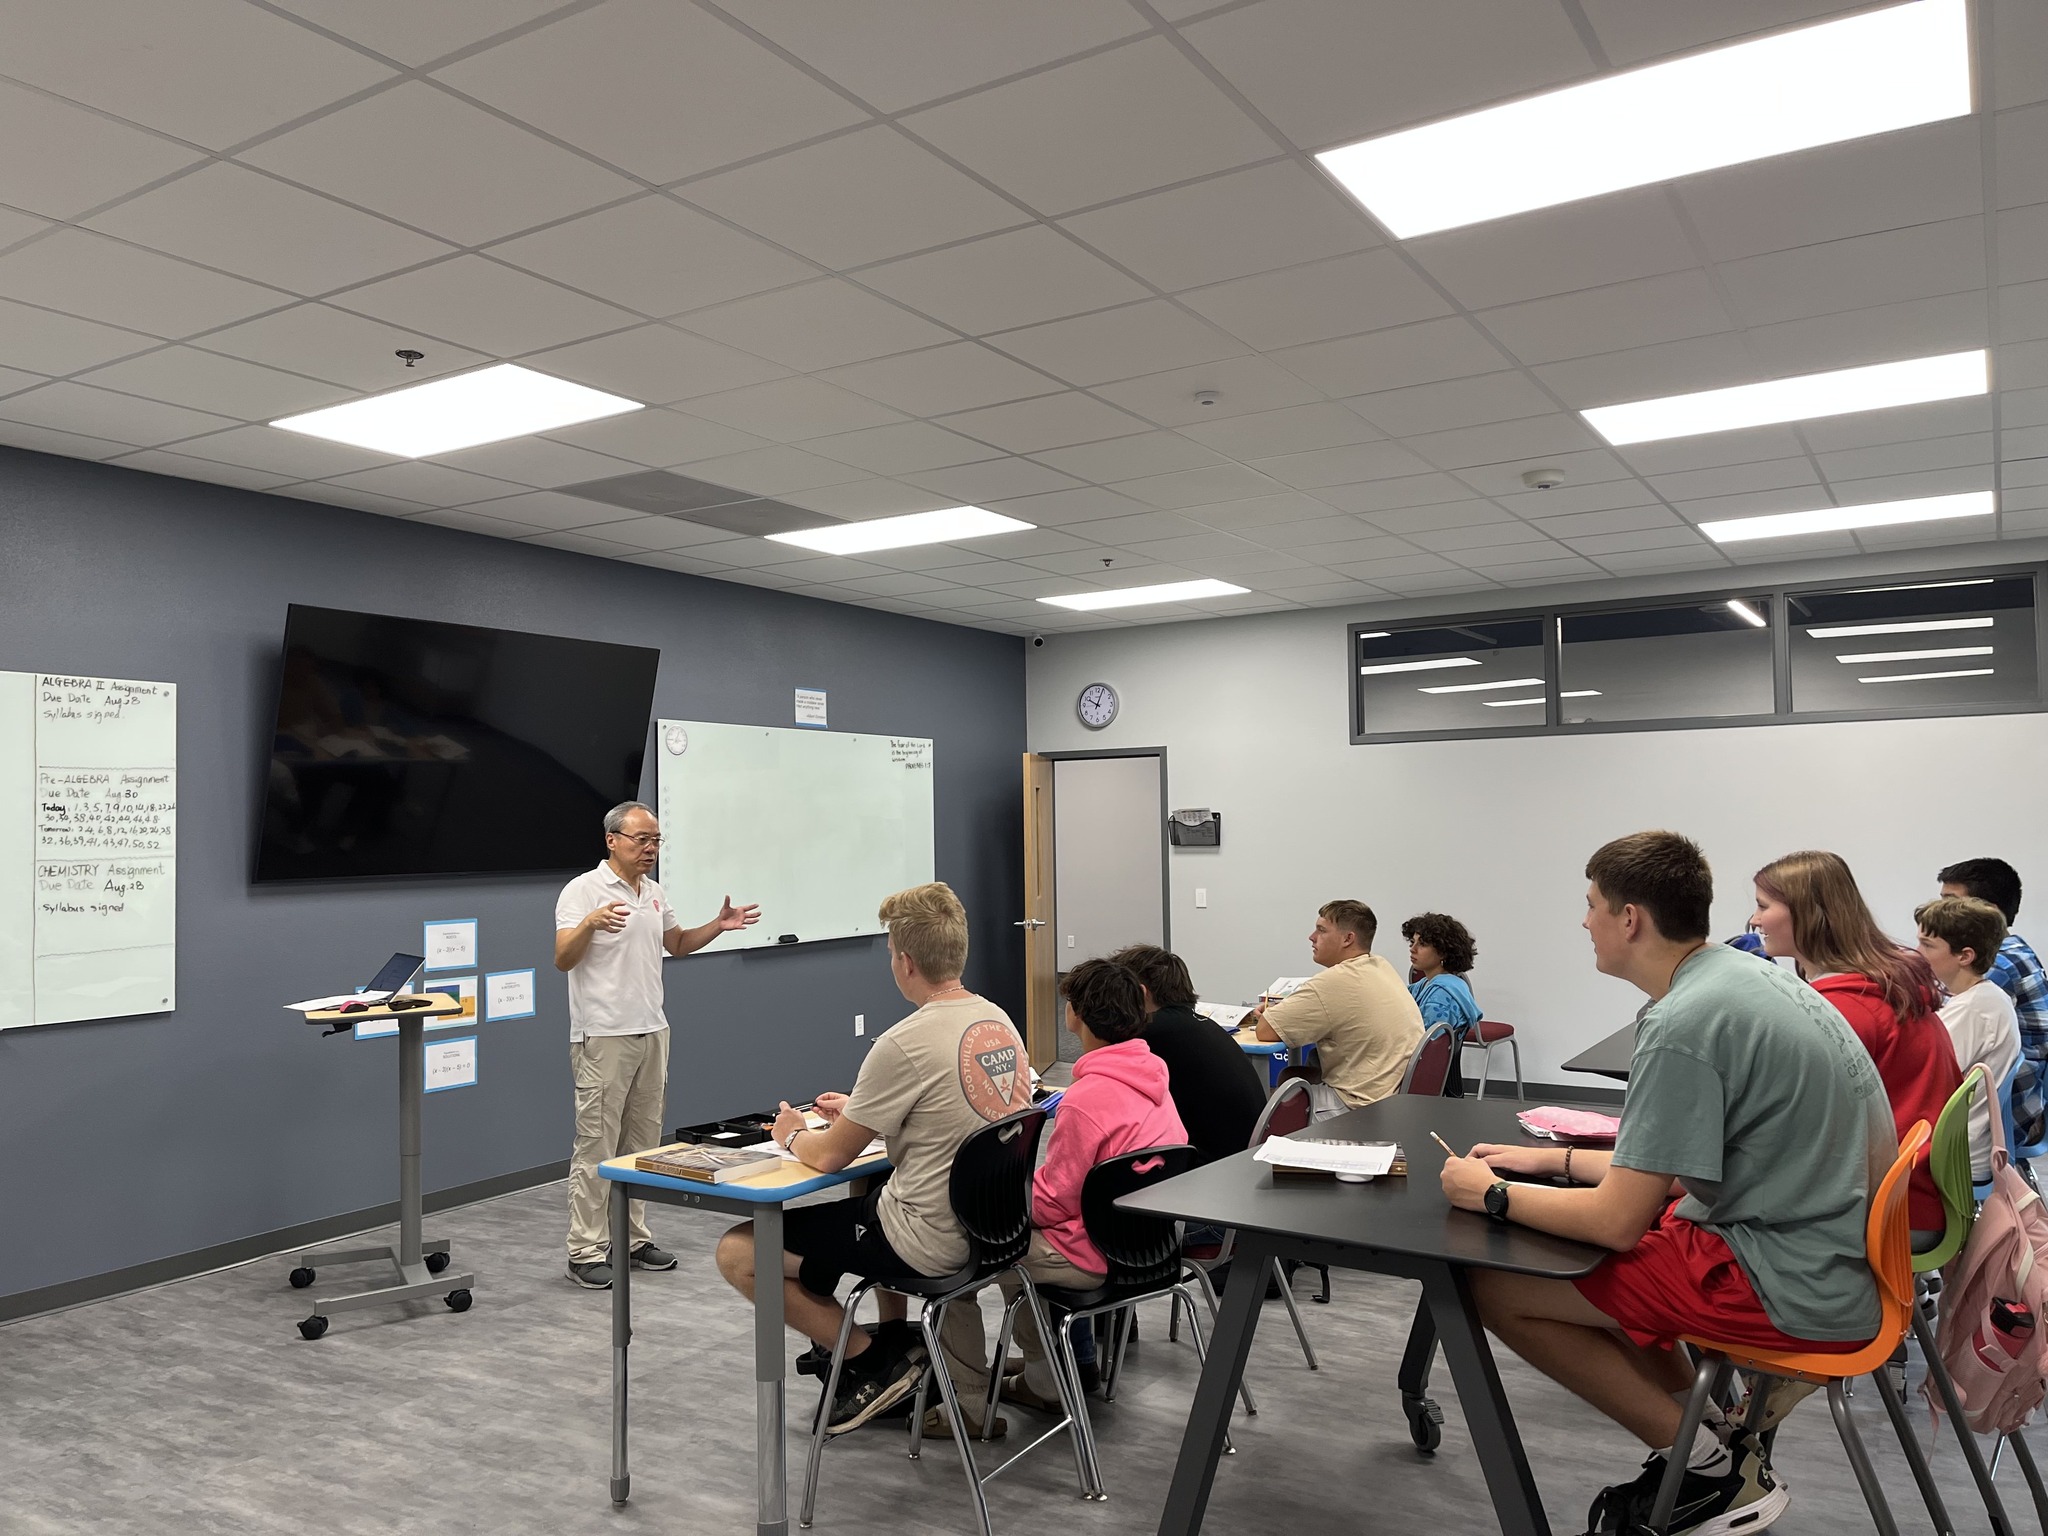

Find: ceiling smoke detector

[1521,466,1567,490]
[1192,390,1222,408]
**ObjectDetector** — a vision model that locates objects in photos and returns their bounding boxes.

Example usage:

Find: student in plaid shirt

[1939,858,2048,1146]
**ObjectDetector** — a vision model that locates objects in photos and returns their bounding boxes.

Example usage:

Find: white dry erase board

[0,671,178,1029]
[657,720,934,950]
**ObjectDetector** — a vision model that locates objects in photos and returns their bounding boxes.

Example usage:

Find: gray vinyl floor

[2,1177,2039,1536]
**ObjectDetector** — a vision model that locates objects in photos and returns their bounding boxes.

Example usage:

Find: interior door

[1020,753,1057,1068]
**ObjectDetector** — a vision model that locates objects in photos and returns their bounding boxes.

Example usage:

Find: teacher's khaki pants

[567,1028,670,1263]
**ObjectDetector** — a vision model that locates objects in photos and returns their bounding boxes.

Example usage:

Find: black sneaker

[1585,1443,1787,1536]
[567,1259,614,1290]
[796,1343,833,1379]
[825,1337,926,1436]
[630,1243,677,1271]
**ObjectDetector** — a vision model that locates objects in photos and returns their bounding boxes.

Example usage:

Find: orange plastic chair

[1645,1121,1930,1536]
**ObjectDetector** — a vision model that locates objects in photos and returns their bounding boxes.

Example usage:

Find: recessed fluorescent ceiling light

[1859,668,1995,683]
[272,363,641,458]
[1808,617,1993,638]
[1358,656,1480,676]
[1418,677,1547,694]
[1584,351,1987,446]
[1699,491,1994,544]
[1040,578,1249,612]
[1835,645,1994,663]
[1313,0,1970,238]
[766,506,1032,555]
[1726,600,1767,628]
[1845,578,1994,594]
[1484,691,1602,707]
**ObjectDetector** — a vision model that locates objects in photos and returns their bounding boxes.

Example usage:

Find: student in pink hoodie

[932,958,1187,1438]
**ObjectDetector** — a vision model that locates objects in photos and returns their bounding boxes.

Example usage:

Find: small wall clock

[1077,681,1119,730]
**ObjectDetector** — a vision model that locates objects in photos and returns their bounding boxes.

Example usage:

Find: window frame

[1348,562,2045,745]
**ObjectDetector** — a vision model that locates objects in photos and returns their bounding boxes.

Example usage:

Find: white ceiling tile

[2001,279,2048,344]
[322,460,530,507]
[0,364,46,396]
[1990,0,2048,111]
[2000,203,2048,285]
[715,0,1146,113]
[1577,1,1862,67]
[1179,248,1451,351]
[817,342,1060,416]
[75,347,348,420]
[763,554,897,586]
[681,444,870,497]
[1360,500,1515,536]
[437,0,866,183]
[1122,531,1263,563]
[1740,290,1988,376]
[1242,513,1384,548]
[904,457,1086,502]
[1176,401,1380,458]
[1716,530,1859,559]
[456,489,666,532]
[522,527,641,558]
[1176,492,1345,531]
[1589,545,1734,574]
[683,376,907,440]
[1714,218,1985,328]
[1995,104,2048,211]
[1616,428,1810,477]
[630,549,747,575]
[988,300,1246,386]
[678,279,952,372]
[409,504,575,540]
[1110,462,1285,508]
[1406,521,1554,554]
[0,230,284,336]
[524,324,788,405]
[1533,333,1762,408]
[859,226,1148,335]
[1454,448,1632,496]
[170,423,397,479]
[681,126,1024,270]
[1826,464,1992,501]
[2003,385,2048,428]
[1093,354,1321,424]
[87,163,454,294]
[1181,548,1321,579]
[1648,457,1819,502]
[551,514,743,553]
[0,380,235,446]
[1250,439,1433,490]
[0,80,202,220]
[1275,316,1505,397]
[0,419,158,460]
[0,298,159,375]
[1184,0,1589,150]
[1329,552,1466,580]
[937,393,1149,454]
[1406,189,1699,310]
[195,303,488,391]
[1797,397,1992,453]
[1346,371,1557,438]
[107,448,294,491]
[6,0,393,149]
[1563,527,1708,556]
[335,256,637,356]
[0,207,52,249]
[267,0,571,67]
[1678,118,1983,264]
[487,195,818,317]
[984,486,1157,525]
[1482,268,1732,367]
[1032,431,1225,482]
[901,37,1277,215]
[431,435,644,488]
[830,571,967,599]
[1316,473,1482,514]
[1053,510,1213,544]
[284,483,432,517]
[240,82,636,247]
[1265,580,1384,603]
[1816,433,1990,484]
[1527,505,1683,539]
[1060,160,1377,292]
[775,479,955,517]
[797,420,1001,475]
[1490,557,1604,584]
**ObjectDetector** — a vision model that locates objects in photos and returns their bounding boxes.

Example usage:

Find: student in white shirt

[1916,895,2023,1180]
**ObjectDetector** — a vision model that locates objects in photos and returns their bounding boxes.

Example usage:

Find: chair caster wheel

[426,1251,451,1274]
[1405,1395,1443,1453]
[298,1315,329,1340]
[445,1289,472,1312]
[289,1267,316,1289]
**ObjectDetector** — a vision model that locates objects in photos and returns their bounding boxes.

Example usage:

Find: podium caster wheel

[445,1289,472,1313]
[289,1267,316,1289]
[298,1315,329,1341]
[425,1252,451,1274]
[1404,1395,1443,1454]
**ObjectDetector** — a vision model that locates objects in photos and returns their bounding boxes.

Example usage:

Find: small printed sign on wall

[423,919,478,971]
[485,969,535,1021]
[426,975,477,1028]
[794,688,827,728]
[424,1035,478,1093]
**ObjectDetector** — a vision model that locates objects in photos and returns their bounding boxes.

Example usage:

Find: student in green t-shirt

[1439,830,1893,1536]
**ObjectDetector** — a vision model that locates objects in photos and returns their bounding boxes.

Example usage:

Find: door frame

[1039,746,1172,951]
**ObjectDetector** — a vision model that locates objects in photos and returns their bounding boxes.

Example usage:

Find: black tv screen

[255,606,659,882]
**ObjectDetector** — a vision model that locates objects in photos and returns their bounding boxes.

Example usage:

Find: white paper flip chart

[1,671,177,1030]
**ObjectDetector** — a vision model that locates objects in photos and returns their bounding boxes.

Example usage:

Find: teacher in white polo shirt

[555,799,760,1290]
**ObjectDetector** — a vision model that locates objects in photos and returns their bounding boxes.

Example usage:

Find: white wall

[1027,607,2048,1085]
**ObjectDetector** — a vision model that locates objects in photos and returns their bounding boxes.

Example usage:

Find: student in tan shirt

[1255,899,1424,1108]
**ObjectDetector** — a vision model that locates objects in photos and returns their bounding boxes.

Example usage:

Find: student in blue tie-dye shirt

[1938,858,2048,1146]
[1402,912,1481,1097]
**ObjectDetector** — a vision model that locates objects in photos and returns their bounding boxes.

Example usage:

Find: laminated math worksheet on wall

[0,671,177,1029]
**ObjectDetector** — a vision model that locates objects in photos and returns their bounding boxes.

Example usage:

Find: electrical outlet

[854,1013,864,1037]
[1195,887,1208,908]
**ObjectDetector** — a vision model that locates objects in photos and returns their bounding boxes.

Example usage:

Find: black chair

[999,1144,1228,1500]
[799,1107,1086,1536]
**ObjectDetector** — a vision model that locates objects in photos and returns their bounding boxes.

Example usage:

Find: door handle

[1013,919,1046,929]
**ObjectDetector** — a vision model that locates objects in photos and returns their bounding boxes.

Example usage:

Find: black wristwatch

[1483,1180,1512,1223]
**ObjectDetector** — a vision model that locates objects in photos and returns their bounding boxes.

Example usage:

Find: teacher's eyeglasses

[611,832,662,848]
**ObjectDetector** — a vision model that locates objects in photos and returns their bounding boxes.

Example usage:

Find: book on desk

[634,1143,780,1183]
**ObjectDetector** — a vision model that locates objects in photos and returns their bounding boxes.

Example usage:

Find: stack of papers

[285,990,391,1012]
[1255,1136,1400,1178]
[1518,1107,1621,1142]
[1262,976,1311,1002]
[1193,1000,1251,1031]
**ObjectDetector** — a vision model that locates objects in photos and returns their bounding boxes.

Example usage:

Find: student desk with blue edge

[1119,1096,1610,1536]
[1232,1025,1291,1086]
[600,1143,892,1536]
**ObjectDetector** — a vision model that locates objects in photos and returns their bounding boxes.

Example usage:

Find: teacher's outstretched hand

[716,895,761,931]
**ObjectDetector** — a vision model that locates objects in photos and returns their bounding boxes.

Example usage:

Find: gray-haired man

[554,800,760,1288]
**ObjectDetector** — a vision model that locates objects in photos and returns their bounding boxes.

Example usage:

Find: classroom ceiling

[1,0,2045,633]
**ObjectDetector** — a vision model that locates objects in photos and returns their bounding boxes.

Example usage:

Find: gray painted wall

[0,447,1024,1302]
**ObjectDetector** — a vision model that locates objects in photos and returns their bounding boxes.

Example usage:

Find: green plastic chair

[1919,1064,1984,1274]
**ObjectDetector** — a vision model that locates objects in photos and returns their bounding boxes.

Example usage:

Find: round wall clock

[664,724,689,755]
[1077,682,1119,730]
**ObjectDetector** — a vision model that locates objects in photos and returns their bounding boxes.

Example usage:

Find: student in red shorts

[1441,832,1893,1536]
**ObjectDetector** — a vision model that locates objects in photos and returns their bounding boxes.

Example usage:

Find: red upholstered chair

[1462,1019,1523,1101]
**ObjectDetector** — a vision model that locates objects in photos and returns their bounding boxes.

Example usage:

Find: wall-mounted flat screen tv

[255,606,659,882]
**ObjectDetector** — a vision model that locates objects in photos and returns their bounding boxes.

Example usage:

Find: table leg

[1420,1261,1550,1536]
[610,1181,631,1505]
[1397,1296,1444,1454]
[755,1202,788,1536]
[1156,1232,1270,1536]
[397,1017,424,1270]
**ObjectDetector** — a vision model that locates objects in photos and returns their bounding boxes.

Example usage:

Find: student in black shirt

[1108,944,1267,1164]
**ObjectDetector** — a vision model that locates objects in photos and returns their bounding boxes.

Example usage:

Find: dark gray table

[1119,1096,1609,1536]
[1560,1021,1636,1081]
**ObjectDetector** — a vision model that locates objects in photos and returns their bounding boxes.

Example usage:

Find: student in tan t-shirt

[1255,899,1423,1108]
[714,882,1030,1436]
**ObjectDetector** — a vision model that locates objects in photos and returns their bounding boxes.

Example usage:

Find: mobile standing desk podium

[287,994,475,1339]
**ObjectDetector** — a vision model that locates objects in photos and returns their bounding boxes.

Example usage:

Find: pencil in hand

[1428,1131,1457,1159]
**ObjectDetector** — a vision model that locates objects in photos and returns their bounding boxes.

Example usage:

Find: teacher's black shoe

[566,1259,614,1290]
[629,1243,678,1271]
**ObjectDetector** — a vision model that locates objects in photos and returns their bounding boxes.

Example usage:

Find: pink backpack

[1924,1107,2048,1436]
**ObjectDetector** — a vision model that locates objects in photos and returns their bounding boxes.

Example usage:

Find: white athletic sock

[1683,1424,1732,1475]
